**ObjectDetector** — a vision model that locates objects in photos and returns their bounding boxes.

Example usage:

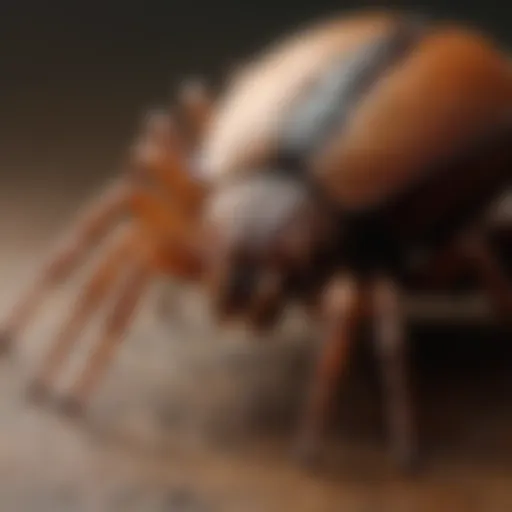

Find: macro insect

[0,84,213,404]
[3,10,512,472]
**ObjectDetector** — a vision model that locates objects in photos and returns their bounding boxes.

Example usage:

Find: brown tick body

[197,12,512,469]
[2,10,512,472]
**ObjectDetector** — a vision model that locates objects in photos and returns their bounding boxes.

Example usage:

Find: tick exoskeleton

[2,10,512,473]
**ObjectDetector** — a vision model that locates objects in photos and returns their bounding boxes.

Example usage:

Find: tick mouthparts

[247,271,284,330]
[210,262,256,320]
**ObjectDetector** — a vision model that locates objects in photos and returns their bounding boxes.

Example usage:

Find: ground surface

[1,184,512,512]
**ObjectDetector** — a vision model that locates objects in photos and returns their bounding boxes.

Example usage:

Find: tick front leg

[27,225,136,404]
[0,179,130,356]
[130,187,204,325]
[132,110,207,215]
[34,222,201,416]
[58,255,152,418]
[294,276,362,468]
[372,276,418,472]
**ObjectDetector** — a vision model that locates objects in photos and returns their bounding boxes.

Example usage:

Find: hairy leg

[27,225,137,402]
[372,276,418,472]
[1,98,207,361]
[57,221,203,416]
[131,110,207,215]
[132,91,213,322]
[294,275,362,467]
[58,252,152,416]
[0,179,130,354]
[131,185,204,328]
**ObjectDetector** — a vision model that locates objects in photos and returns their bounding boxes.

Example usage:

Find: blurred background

[1,2,512,511]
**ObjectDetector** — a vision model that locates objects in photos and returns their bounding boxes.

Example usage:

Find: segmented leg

[26,225,136,402]
[372,276,417,472]
[294,276,362,467]
[130,180,205,324]
[176,79,214,148]
[0,179,130,355]
[4,103,204,351]
[6,91,207,414]
[459,230,512,322]
[59,254,152,417]
[131,110,207,215]
[136,85,213,322]
[130,188,197,241]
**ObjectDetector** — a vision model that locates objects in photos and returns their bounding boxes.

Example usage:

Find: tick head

[201,172,335,330]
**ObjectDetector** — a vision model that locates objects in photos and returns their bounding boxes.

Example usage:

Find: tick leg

[294,276,362,468]
[27,225,136,403]
[0,179,130,355]
[130,186,203,325]
[131,110,207,214]
[372,276,418,472]
[176,79,214,149]
[132,102,211,321]
[58,255,151,417]
[459,231,512,323]
[129,186,203,282]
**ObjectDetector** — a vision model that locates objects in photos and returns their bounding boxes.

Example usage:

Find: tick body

[200,11,512,470]
[3,10,512,472]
